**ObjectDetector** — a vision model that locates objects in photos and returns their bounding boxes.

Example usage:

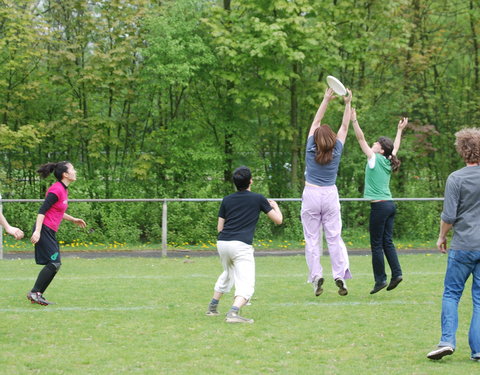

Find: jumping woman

[350,108,408,294]
[301,87,353,297]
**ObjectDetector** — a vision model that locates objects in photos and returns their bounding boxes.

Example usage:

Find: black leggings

[369,201,402,284]
[31,262,61,294]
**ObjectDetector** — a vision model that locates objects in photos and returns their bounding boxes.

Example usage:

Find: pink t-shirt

[43,181,68,232]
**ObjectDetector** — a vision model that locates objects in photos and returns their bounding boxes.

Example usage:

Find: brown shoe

[386,276,403,291]
[369,282,387,294]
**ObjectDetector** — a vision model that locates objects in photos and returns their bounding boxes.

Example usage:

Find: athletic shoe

[335,278,348,296]
[205,303,219,316]
[471,356,480,362]
[27,291,54,306]
[225,311,254,324]
[386,276,403,291]
[313,277,324,297]
[426,346,454,360]
[370,282,388,295]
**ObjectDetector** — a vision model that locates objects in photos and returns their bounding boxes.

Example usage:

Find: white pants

[214,240,255,300]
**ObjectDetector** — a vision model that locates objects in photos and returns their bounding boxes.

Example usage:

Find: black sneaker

[335,278,348,296]
[427,346,454,360]
[313,277,324,297]
[386,276,403,291]
[205,303,219,316]
[370,282,387,294]
[27,292,54,306]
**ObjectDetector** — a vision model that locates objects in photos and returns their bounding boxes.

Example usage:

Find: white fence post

[162,200,167,257]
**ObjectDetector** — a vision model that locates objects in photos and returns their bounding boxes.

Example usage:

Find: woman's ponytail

[37,163,57,179]
[37,161,70,181]
[389,155,401,172]
[378,136,401,172]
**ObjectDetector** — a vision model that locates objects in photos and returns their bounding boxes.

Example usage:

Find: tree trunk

[290,61,301,194]
[223,0,233,185]
[469,0,479,90]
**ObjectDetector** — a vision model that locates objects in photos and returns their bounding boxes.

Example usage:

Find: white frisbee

[326,75,347,96]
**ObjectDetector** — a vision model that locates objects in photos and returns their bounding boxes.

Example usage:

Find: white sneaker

[225,311,254,324]
[427,346,454,360]
[335,278,348,296]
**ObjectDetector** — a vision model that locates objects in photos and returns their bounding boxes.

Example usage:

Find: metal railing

[0,197,444,259]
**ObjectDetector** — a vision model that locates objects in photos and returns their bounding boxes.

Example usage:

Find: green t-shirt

[364,153,392,200]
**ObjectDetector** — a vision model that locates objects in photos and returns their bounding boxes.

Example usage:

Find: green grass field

[0,253,477,375]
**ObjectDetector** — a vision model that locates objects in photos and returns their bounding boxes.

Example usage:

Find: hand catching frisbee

[326,75,347,96]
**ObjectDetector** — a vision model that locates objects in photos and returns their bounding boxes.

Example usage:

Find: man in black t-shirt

[206,166,283,323]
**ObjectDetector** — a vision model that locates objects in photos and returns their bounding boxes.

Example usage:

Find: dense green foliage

[1,0,478,244]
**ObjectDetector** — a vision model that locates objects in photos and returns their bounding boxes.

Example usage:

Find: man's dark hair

[232,166,251,191]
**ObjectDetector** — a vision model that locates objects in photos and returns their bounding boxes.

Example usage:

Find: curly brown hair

[455,128,480,163]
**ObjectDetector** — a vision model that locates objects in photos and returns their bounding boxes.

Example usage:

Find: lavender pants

[301,185,352,283]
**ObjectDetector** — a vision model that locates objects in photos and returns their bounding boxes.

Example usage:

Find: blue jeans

[369,201,402,285]
[439,250,480,358]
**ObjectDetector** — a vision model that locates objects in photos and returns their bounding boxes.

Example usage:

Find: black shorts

[34,224,61,265]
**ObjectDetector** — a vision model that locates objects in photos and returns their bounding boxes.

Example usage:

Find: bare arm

[217,217,225,233]
[351,108,374,159]
[31,214,46,244]
[63,213,86,228]
[392,117,408,156]
[437,219,453,254]
[0,212,9,231]
[0,212,24,240]
[336,89,352,143]
[266,200,283,225]
[308,88,336,137]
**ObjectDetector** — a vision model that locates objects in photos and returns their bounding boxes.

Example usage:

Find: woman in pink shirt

[27,161,86,305]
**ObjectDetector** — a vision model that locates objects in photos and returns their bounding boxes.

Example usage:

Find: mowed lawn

[0,253,477,375]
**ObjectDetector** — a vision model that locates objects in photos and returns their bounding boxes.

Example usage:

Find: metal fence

[0,197,444,259]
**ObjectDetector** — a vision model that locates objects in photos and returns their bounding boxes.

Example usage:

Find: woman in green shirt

[351,108,408,294]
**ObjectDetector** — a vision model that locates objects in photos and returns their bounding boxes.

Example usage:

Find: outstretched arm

[336,89,352,144]
[63,213,87,228]
[351,108,374,159]
[392,117,408,156]
[308,88,336,137]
